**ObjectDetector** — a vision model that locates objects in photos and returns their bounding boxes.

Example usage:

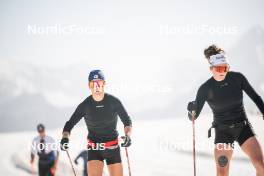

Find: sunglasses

[212,66,229,73]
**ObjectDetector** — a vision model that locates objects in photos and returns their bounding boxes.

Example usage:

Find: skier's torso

[63,93,132,143]
[198,71,247,124]
[31,135,57,162]
[83,94,121,142]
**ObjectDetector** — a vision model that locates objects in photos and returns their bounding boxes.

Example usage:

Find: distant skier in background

[187,45,264,176]
[74,150,89,176]
[30,124,59,176]
[60,69,132,176]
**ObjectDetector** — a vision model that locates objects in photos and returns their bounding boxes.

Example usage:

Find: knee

[217,155,229,176]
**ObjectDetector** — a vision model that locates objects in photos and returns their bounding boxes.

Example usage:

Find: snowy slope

[0,116,263,176]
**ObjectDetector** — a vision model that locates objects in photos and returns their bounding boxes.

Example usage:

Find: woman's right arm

[194,84,207,118]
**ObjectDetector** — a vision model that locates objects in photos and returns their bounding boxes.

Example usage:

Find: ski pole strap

[208,121,217,138]
[208,120,248,138]
[208,126,213,138]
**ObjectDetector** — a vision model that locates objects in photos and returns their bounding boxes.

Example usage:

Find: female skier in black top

[187,45,264,176]
[61,70,132,176]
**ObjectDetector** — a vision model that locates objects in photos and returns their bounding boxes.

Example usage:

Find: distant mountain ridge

[0,26,264,132]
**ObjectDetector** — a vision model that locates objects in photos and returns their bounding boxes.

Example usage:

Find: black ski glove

[187,101,198,121]
[121,135,131,147]
[60,137,69,151]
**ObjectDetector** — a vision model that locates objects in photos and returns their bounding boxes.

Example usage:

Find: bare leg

[107,163,123,176]
[88,160,104,176]
[240,137,264,176]
[214,143,233,176]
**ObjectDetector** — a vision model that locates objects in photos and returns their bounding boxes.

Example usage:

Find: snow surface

[0,115,263,176]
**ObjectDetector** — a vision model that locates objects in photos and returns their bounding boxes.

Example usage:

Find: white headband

[209,53,228,66]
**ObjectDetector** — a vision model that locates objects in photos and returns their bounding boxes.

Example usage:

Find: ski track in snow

[0,116,263,176]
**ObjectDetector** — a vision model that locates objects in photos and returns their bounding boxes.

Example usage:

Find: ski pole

[125,147,132,176]
[66,150,77,176]
[191,111,197,176]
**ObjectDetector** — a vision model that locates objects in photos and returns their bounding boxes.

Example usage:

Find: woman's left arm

[239,73,264,118]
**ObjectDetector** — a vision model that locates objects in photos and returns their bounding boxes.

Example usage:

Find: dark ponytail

[204,45,225,59]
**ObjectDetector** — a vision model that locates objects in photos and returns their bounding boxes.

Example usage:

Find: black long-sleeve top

[63,93,132,142]
[195,71,264,124]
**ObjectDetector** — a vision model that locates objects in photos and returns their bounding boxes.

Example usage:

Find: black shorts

[87,146,122,165]
[214,123,255,146]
